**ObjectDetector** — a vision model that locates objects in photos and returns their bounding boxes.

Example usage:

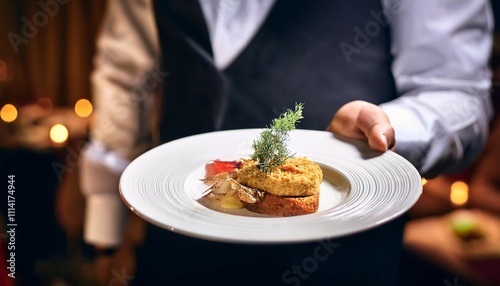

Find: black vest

[153,0,397,143]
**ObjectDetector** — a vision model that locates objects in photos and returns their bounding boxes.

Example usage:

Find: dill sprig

[251,103,304,172]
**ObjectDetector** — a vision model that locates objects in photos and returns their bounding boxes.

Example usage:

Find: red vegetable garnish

[205,160,242,177]
[280,165,303,173]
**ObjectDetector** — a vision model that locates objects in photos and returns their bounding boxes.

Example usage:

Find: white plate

[120,129,422,244]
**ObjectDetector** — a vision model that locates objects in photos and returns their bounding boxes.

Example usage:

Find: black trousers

[132,214,407,286]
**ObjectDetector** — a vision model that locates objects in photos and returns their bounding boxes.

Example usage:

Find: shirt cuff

[380,90,489,177]
[83,193,129,247]
[80,141,132,247]
[84,140,130,174]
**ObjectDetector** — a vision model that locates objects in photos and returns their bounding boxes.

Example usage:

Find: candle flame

[421,178,428,186]
[450,180,468,206]
[0,104,18,122]
[50,124,69,144]
[74,99,93,118]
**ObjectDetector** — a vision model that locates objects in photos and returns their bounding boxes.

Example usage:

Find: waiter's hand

[327,100,395,152]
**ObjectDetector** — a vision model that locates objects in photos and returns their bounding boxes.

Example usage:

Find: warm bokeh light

[50,124,69,144]
[450,180,468,206]
[421,178,427,186]
[74,99,93,118]
[0,104,18,122]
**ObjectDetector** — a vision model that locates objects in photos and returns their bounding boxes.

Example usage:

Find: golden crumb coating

[236,157,322,197]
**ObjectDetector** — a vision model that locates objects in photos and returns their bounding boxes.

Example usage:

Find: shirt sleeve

[90,0,160,161]
[380,0,494,178]
[80,0,160,247]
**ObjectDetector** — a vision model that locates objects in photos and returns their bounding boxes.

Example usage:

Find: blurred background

[0,1,499,286]
[0,2,105,286]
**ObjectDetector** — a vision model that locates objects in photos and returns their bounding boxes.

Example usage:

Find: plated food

[200,103,324,216]
[120,127,422,243]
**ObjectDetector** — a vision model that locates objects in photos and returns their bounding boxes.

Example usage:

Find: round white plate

[120,129,422,244]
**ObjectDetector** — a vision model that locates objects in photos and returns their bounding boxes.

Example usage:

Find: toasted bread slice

[242,192,319,217]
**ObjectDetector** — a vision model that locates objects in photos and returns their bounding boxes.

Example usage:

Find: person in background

[80,0,494,285]
[468,103,500,214]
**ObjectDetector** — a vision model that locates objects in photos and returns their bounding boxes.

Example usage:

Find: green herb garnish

[251,103,304,172]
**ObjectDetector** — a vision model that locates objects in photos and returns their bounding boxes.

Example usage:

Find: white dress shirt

[81,0,494,247]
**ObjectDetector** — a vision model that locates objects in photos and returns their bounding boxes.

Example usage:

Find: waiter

[80,0,493,285]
